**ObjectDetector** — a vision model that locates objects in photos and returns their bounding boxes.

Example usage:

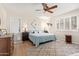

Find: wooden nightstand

[65,35,72,44]
[22,32,29,41]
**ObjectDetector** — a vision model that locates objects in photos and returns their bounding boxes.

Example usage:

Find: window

[65,18,70,30]
[56,19,60,30]
[57,23,59,29]
[60,19,64,29]
[56,16,77,31]
[71,16,77,30]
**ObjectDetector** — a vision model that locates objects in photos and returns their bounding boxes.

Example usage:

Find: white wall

[0,4,7,30]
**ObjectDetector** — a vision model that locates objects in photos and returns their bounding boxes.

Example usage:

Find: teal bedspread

[29,33,56,47]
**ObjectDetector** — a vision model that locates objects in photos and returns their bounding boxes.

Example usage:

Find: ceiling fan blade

[42,3,49,10]
[47,10,53,13]
[42,3,47,6]
[48,5,58,10]
[41,3,57,13]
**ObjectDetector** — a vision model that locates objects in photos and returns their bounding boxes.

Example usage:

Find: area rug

[26,39,79,56]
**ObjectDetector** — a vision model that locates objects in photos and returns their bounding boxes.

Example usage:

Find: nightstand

[65,35,72,44]
[22,32,29,41]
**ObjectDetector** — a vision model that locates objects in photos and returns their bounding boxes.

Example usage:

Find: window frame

[56,16,78,31]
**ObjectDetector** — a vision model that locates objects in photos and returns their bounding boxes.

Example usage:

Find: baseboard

[14,40,22,44]
[72,41,79,45]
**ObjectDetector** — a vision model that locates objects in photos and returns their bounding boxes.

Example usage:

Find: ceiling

[1,3,79,16]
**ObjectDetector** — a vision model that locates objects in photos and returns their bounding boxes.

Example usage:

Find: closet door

[9,17,19,33]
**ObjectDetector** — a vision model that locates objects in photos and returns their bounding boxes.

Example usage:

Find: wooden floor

[12,41,33,56]
[12,40,79,56]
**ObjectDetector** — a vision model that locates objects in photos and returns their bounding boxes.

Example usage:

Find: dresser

[0,35,14,56]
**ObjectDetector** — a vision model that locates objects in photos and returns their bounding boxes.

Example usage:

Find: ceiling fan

[42,3,58,13]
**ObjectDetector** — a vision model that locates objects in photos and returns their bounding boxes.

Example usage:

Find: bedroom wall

[6,11,42,32]
[0,4,7,30]
[50,8,79,44]
[5,11,44,42]
[6,13,29,42]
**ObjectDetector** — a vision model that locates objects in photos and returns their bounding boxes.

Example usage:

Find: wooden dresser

[0,35,14,56]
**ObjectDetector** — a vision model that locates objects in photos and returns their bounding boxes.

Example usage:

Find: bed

[29,33,56,47]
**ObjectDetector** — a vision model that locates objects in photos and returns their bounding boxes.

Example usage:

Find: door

[9,17,19,33]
